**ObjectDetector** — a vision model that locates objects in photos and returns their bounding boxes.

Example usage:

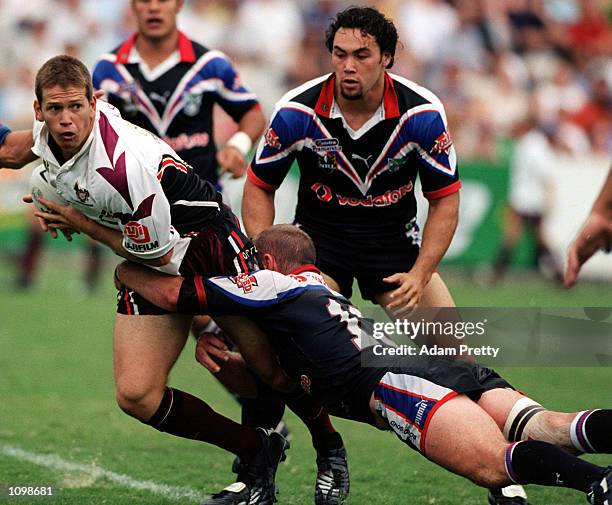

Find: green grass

[0,251,609,504]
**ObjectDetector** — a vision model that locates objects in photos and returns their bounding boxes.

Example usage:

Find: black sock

[285,387,338,451]
[572,410,612,453]
[240,374,286,429]
[146,387,262,460]
[506,441,605,492]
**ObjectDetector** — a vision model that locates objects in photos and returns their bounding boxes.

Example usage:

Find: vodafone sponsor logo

[310,182,414,207]
[124,221,151,244]
[311,183,333,202]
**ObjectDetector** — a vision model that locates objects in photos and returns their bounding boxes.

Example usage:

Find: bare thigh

[419,272,455,307]
[113,313,193,420]
[424,395,510,488]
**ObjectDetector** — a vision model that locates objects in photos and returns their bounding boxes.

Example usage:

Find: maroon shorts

[117,206,259,315]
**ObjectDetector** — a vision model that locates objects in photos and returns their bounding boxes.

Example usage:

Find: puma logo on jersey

[149,91,171,106]
[351,153,373,169]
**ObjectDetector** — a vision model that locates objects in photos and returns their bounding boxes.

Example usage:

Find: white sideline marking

[0,444,204,502]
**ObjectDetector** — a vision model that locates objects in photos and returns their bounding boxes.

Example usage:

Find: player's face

[331,28,391,101]
[34,85,96,160]
[132,0,183,40]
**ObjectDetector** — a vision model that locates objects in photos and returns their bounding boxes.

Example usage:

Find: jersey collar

[314,72,400,119]
[116,31,196,64]
[289,264,321,275]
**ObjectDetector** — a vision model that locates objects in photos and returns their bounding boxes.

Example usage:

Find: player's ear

[262,253,277,271]
[34,99,43,121]
[382,52,392,69]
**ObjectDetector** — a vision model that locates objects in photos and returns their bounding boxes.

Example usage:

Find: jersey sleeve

[176,270,304,315]
[247,109,299,191]
[411,107,461,200]
[92,56,130,115]
[202,52,260,122]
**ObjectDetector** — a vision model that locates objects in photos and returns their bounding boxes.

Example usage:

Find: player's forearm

[412,192,459,278]
[242,179,276,238]
[0,130,37,168]
[238,106,266,144]
[116,261,182,310]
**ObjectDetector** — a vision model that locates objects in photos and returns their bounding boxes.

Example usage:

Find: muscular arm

[35,196,173,266]
[115,261,295,393]
[242,178,276,238]
[0,130,37,168]
[217,106,266,178]
[237,106,266,144]
[414,191,459,279]
[116,261,181,309]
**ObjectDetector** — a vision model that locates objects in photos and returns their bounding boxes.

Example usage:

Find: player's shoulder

[193,46,235,74]
[95,101,167,165]
[388,73,447,116]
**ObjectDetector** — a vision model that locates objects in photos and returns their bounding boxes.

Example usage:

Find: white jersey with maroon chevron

[31,100,220,275]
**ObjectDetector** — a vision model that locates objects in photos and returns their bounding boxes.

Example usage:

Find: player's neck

[135,31,179,69]
[335,77,385,131]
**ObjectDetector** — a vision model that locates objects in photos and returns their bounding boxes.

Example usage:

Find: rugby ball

[29,164,68,212]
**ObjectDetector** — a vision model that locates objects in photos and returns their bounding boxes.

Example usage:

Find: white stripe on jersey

[185,78,258,103]
[388,73,449,125]
[172,200,220,208]
[379,371,454,402]
[163,50,248,133]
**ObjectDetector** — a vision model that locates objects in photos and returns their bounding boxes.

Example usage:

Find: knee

[464,445,511,489]
[468,461,511,489]
[115,381,164,421]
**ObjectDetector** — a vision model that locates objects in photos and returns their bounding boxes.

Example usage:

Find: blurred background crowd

[1,0,610,157]
[0,0,610,287]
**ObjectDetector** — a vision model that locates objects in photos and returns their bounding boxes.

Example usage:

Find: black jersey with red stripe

[93,32,260,184]
[180,267,386,422]
[248,73,460,239]
[157,153,223,234]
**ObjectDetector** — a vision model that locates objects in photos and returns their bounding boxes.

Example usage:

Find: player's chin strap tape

[503,397,546,442]
[176,277,205,314]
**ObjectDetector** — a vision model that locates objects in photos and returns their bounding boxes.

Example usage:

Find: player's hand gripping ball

[29,164,68,212]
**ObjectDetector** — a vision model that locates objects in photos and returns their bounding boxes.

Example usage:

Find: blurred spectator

[487,116,562,283]
[230,0,304,74]
[179,0,235,51]
[398,0,458,64]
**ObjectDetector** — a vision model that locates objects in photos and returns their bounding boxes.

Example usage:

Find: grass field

[0,248,610,505]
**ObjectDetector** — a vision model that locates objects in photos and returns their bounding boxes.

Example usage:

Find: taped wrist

[176,276,206,314]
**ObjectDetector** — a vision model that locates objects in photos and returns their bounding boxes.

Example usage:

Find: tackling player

[114,224,612,505]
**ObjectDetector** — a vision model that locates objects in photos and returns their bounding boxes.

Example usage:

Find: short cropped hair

[35,55,93,104]
[254,225,316,274]
[325,6,398,69]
